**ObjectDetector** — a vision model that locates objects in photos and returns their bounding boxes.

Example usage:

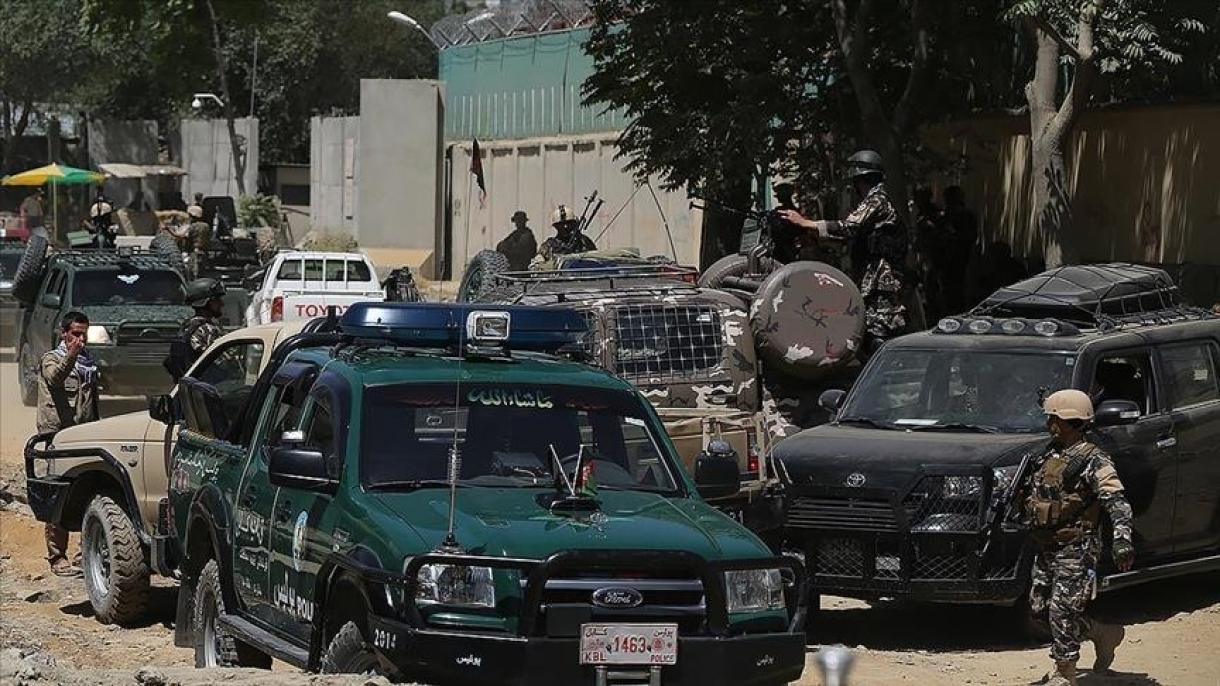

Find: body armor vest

[1024,442,1103,543]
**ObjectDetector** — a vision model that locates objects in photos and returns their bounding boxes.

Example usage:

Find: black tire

[698,254,777,290]
[193,559,271,669]
[81,495,150,625]
[457,249,510,303]
[18,344,38,407]
[150,233,186,276]
[11,234,48,304]
[320,621,384,675]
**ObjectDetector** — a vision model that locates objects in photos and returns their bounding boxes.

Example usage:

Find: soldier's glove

[1112,539,1135,572]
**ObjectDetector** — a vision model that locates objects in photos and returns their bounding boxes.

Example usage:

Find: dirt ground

[1,354,1218,685]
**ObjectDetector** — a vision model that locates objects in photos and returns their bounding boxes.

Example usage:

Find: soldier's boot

[1090,622,1125,672]
[1045,660,1078,686]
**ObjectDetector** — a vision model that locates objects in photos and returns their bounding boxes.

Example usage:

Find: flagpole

[464,147,474,268]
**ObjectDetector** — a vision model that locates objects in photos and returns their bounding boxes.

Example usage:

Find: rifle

[577,190,604,235]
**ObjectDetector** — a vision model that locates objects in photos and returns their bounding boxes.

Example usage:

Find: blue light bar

[338,302,588,351]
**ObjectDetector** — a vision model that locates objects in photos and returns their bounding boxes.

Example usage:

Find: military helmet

[1043,389,1094,421]
[551,204,578,226]
[89,201,114,218]
[184,277,225,308]
[187,205,204,219]
[846,149,885,179]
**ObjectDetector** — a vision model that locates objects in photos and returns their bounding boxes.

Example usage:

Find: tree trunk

[1031,137,1071,267]
[204,0,246,196]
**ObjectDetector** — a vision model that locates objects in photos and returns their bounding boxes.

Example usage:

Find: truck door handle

[275,502,292,524]
[240,492,256,508]
[1156,436,1177,449]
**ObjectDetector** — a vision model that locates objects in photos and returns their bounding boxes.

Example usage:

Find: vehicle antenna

[438,307,466,554]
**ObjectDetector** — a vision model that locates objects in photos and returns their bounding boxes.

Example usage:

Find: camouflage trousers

[1028,537,1100,662]
[860,260,906,345]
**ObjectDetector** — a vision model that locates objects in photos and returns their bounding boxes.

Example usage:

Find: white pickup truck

[244,250,384,324]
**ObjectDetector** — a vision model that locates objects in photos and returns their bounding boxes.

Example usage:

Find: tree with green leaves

[1004,0,1207,266]
[583,0,838,268]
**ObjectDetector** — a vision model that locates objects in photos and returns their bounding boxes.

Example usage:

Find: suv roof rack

[48,247,177,269]
[970,263,1212,330]
[490,264,699,296]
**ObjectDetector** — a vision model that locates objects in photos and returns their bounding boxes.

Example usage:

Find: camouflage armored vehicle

[24,321,304,624]
[458,249,866,540]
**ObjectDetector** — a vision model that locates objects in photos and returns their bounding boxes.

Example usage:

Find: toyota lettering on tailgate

[294,303,350,318]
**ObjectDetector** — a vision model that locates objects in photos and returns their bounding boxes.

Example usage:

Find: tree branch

[893,0,930,133]
[1050,0,1107,143]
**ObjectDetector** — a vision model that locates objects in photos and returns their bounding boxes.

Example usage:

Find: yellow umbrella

[1,163,106,186]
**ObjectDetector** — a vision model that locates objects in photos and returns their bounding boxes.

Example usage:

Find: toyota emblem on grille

[845,472,866,487]
[591,587,643,609]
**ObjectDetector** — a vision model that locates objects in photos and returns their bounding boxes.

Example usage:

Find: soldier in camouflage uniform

[165,278,225,382]
[532,204,597,268]
[1020,389,1134,686]
[777,150,908,353]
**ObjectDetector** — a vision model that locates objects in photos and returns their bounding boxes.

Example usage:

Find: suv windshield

[839,349,1075,433]
[362,383,679,493]
[72,270,185,306]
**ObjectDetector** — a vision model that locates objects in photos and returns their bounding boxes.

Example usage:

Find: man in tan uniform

[37,311,100,577]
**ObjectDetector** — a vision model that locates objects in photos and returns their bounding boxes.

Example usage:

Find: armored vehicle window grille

[611,305,722,382]
[786,496,898,532]
[902,477,982,532]
[911,554,971,580]
[982,556,1021,580]
[814,538,864,577]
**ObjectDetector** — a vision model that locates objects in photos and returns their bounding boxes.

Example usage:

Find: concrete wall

[87,119,158,166]
[449,133,702,275]
[356,80,445,276]
[310,116,360,234]
[924,103,1220,267]
[178,117,259,200]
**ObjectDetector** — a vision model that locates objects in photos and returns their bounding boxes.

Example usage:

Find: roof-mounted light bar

[934,316,1081,337]
[338,302,588,352]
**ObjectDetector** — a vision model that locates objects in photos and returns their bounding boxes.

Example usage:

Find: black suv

[15,248,192,404]
[776,264,1220,613]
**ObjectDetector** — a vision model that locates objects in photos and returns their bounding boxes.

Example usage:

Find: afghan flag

[575,460,598,497]
[471,139,486,208]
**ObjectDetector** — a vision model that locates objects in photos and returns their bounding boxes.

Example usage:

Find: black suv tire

[320,621,384,675]
[17,343,39,407]
[81,495,150,625]
[458,249,510,302]
[193,559,272,669]
[11,234,48,304]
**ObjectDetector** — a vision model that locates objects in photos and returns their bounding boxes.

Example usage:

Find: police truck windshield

[838,350,1074,433]
[362,383,680,493]
[72,270,185,306]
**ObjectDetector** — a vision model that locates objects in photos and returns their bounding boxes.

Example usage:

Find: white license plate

[579,623,678,666]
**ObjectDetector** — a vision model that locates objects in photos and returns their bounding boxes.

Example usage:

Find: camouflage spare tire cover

[749,261,864,381]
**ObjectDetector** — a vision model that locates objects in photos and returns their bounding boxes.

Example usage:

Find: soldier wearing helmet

[1017,389,1133,686]
[164,278,226,381]
[777,150,909,352]
[534,204,596,267]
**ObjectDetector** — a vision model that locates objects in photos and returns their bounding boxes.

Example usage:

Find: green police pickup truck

[166,303,807,686]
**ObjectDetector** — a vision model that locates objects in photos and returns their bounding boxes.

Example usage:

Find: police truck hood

[775,424,1047,491]
[369,488,769,562]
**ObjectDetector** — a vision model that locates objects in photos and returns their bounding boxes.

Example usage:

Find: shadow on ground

[808,570,1220,654]
[59,585,178,630]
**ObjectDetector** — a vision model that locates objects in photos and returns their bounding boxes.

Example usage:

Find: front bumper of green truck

[355,550,809,686]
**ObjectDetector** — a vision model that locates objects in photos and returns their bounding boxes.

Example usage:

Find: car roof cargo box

[976,263,1183,324]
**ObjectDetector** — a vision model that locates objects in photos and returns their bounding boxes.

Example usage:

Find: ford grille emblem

[591,587,643,609]
[845,472,866,487]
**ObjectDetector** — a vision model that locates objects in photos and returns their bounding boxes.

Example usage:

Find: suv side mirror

[818,389,846,415]
[269,446,336,493]
[694,454,740,501]
[1094,399,1141,427]
[147,394,175,424]
[40,293,61,309]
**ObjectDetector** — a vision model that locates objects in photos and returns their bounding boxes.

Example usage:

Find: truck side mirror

[1094,399,1141,427]
[818,389,846,415]
[269,446,336,493]
[40,293,61,309]
[147,394,175,424]
[694,453,740,501]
